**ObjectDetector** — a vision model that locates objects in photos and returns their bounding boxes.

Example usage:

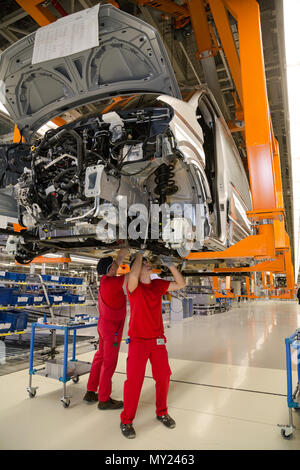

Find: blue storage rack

[0,272,86,337]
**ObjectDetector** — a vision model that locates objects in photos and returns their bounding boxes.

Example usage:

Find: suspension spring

[154,163,178,202]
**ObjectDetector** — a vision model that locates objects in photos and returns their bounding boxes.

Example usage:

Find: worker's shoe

[98,397,123,410]
[120,422,136,439]
[157,414,176,429]
[83,391,98,403]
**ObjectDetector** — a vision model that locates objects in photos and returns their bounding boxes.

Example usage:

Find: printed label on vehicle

[156,338,165,345]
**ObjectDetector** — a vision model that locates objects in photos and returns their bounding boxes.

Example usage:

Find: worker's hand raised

[160,255,174,268]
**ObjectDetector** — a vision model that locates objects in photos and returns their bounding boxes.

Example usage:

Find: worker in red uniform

[120,252,186,439]
[83,248,129,410]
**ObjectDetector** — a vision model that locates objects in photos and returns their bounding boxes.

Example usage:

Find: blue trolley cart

[279,328,300,439]
[27,318,97,408]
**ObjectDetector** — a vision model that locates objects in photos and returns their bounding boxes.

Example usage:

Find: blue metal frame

[285,330,300,409]
[29,320,98,382]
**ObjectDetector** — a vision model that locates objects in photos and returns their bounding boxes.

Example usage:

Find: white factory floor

[0,300,300,450]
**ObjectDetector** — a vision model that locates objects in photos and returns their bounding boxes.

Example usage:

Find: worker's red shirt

[126,279,170,339]
[99,275,126,310]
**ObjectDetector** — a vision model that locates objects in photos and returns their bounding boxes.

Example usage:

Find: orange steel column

[222,0,277,212]
[187,0,218,58]
[245,276,250,296]
[212,276,221,298]
[269,272,274,288]
[272,138,287,250]
[284,248,295,291]
[262,272,267,289]
[251,274,255,295]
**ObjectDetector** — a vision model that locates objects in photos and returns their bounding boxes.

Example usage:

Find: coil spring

[154,163,178,201]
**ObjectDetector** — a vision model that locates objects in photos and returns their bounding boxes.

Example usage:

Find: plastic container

[11,293,32,306]
[73,278,83,285]
[5,272,19,281]
[0,310,28,332]
[48,294,63,305]
[63,293,78,304]
[41,274,51,282]
[44,359,77,378]
[0,288,14,306]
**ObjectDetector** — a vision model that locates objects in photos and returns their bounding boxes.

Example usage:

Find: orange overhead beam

[135,0,190,28]
[15,0,57,26]
[213,255,285,273]
[15,256,71,264]
[186,224,275,261]
[101,95,137,115]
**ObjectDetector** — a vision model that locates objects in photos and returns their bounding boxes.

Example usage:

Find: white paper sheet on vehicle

[32,4,100,64]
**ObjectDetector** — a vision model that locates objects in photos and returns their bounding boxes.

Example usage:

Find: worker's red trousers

[87,294,126,402]
[120,337,172,424]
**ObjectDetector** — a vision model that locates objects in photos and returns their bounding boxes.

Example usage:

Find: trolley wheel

[281,428,293,440]
[72,376,80,384]
[28,390,36,398]
[61,398,70,408]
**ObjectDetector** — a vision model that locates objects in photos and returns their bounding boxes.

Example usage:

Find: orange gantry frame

[184,0,294,297]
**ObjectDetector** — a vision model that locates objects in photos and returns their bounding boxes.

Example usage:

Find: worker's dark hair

[97,256,113,275]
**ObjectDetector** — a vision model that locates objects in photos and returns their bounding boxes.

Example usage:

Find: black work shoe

[120,422,136,439]
[157,414,176,429]
[83,391,98,403]
[98,397,123,410]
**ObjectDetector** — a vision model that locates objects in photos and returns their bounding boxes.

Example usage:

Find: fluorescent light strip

[70,255,98,265]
